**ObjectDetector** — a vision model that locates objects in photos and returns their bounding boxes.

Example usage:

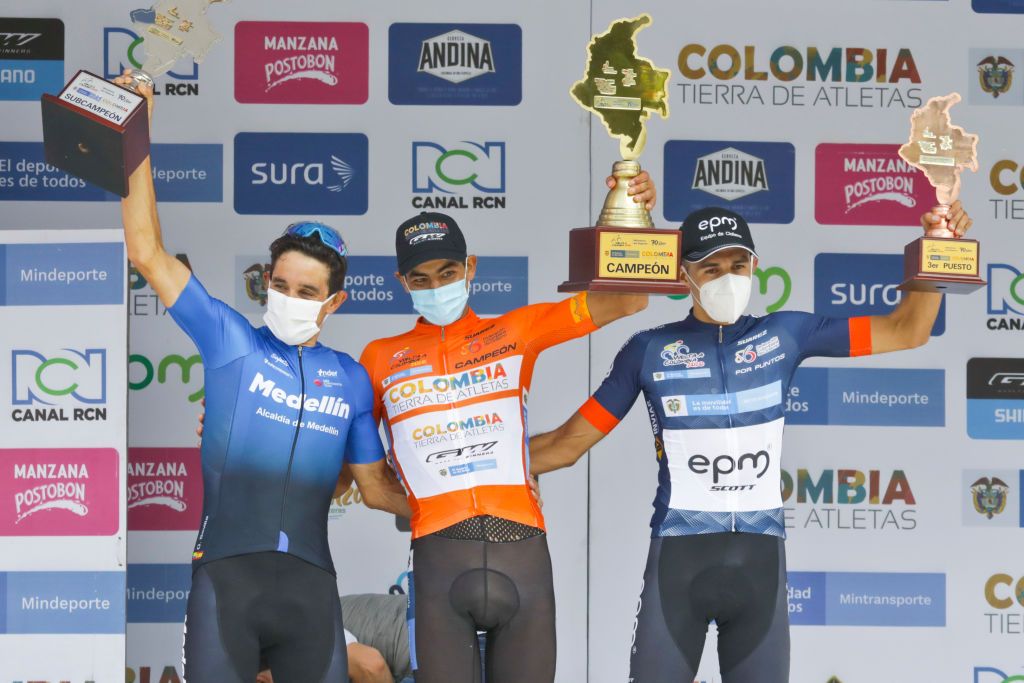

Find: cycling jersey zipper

[277,345,305,550]
[715,325,737,532]
[439,323,480,515]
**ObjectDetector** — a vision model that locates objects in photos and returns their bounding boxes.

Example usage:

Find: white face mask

[263,288,335,346]
[685,258,753,325]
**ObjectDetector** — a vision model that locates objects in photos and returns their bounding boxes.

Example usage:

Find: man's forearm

[884,290,942,350]
[121,155,164,267]
[529,429,582,475]
[588,292,649,327]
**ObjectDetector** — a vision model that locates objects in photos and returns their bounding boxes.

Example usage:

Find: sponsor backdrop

[1,1,1023,682]
[0,230,128,681]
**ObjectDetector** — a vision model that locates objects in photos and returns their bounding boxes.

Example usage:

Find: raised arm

[869,201,973,354]
[530,411,607,475]
[114,70,190,307]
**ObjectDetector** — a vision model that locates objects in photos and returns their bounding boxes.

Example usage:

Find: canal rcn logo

[10,349,108,423]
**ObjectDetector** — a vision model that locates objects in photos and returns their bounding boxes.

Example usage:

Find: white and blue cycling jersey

[578,311,872,538]
[168,275,384,573]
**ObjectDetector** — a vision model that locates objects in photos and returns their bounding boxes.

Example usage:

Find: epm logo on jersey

[234,132,368,215]
[10,349,108,423]
[389,23,522,105]
[663,140,794,223]
[412,141,506,210]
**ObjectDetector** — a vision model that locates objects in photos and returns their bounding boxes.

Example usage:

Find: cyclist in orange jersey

[359,175,656,683]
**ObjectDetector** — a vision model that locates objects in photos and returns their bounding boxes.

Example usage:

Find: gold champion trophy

[40,0,224,197]
[558,15,687,294]
[897,92,986,293]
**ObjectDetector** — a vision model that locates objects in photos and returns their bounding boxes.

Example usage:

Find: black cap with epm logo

[395,212,468,275]
[680,207,758,262]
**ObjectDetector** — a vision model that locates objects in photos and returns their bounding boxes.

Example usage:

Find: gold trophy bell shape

[559,15,688,294]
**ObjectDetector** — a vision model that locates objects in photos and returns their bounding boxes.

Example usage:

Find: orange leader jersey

[360,294,596,539]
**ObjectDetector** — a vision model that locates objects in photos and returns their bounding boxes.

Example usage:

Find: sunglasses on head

[284,221,348,258]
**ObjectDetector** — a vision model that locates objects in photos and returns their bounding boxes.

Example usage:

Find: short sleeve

[343,358,386,465]
[522,292,599,354]
[785,311,872,361]
[167,275,257,369]
[578,332,647,434]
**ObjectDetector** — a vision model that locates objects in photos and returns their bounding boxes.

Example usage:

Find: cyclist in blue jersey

[529,204,973,682]
[116,72,410,683]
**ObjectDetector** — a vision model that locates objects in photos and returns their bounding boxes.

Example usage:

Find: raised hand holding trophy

[40,0,224,197]
[559,15,688,294]
[897,93,986,293]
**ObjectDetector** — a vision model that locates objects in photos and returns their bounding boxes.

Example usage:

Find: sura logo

[262,33,339,91]
[13,462,89,523]
[252,154,354,192]
[419,30,494,83]
[689,450,771,485]
[841,154,917,211]
[692,147,768,201]
[128,460,188,512]
[248,372,351,418]
[831,281,900,306]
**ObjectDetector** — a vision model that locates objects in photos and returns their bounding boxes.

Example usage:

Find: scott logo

[425,441,498,463]
[11,349,107,405]
[689,450,771,484]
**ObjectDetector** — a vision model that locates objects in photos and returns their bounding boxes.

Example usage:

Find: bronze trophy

[559,15,688,294]
[40,1,224,197]
[897,93,985,293]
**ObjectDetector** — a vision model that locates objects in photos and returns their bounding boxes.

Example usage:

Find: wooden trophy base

[558,225,690,295]
[40,70,149,197]
[899,235,986,294]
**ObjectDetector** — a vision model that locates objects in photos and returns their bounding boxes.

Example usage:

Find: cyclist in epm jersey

[529,203,973,683]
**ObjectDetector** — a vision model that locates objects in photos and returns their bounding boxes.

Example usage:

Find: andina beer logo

[419,29,494,83]
[677,44,922,108]
[781,468,917,530]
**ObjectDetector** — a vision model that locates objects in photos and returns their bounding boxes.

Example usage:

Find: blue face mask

[407,277,470,326]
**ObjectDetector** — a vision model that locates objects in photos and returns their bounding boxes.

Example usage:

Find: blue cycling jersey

[580,311,871,538]
[168,276,384,573]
